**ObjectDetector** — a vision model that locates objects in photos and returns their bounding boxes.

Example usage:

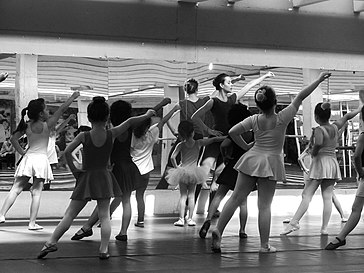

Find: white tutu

[166,166,208,186]
[14,153,54,181]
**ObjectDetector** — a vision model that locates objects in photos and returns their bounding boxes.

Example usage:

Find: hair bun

[321,102,331,110]
[255,89,266,102]
[93,96,106,103]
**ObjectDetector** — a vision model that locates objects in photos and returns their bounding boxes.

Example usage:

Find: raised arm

[110,109,156,138]
[157,104,180,131]
[55,114,76,134]
[334,106,362,130]
[47,91,80,130]
[236,71,275,101]
[291,72,331,110]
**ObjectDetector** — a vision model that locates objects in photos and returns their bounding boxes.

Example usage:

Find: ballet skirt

[217,133,253,190]
[309,125,341,181]
[110,129,140,193]
[234,104,297,181]
[166,141,208,186]
[71,131,122,201]
[15,122,53,181]
[166,166,207,186]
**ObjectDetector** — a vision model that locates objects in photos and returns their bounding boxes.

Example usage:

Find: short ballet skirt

[71,168,122,201]
[234,150,286,181]
[14,153,53,181]
[309,154,341,181]
[112,160,140,193]
[166,166,208,186]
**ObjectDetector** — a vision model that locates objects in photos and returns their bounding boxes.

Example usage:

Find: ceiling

[0,1,363,107]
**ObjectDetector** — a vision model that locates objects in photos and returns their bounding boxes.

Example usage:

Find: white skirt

[166,166,208,186]
[14,153,54,181]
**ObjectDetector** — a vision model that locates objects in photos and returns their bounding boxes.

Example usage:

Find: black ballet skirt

[111,130,141,193]
[71,131,122,201]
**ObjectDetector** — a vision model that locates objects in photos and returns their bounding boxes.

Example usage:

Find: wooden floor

[0,189,364,273]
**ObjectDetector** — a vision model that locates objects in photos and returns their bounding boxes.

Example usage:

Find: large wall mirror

[0,54,363,190]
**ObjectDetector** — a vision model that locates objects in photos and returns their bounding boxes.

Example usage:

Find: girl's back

[315,124,338,156]
[26,121,50,155]
[82,130,113,170]
[179,141,200,168]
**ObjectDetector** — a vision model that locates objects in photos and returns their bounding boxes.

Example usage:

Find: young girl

[37,96,155,260]
[211,72,331,253]
[0,92,80,229]
[281,102,361,236]
[168,120,225,226]
[326,106,364,250]
[128,103,180,233]
[199,103,254,238]
[71,98,172,242]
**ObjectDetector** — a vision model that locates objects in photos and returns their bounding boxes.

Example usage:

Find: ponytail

[13,107,28,133]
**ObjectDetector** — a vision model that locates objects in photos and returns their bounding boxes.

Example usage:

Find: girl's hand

[146,109,156,117]
[208,128,223,137]
[73,169,86,179]
[265,71,275,78]
[0,72,9,83]
[71,91,81,99]
[69,114,77,120]
[318,72,331,82]
[247,141,255,150]
[210,181,218,192]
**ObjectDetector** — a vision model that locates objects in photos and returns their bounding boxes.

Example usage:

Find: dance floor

[1,189,364,272]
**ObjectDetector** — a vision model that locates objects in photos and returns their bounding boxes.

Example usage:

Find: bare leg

[29,178,45,228]
[117,192,132,236]
[211,173,256,251]
[320,179,335,233]
[332,190,347,220]
[206,185,229,221]
[135,187,147,223]
[333,197,364,243]
[135,173,149,223]
[177,183,188,220]
[186,184,197,220]
[290,179,320,224]
[0,176,30,219]
[97,198,111,254]
[256,178,277,249]
[47,200,87,245]
[238,199,248,236]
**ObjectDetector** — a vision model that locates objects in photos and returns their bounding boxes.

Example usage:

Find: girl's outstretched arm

[110,109,156,138]
[291,72,331,109]
[55,114,76,134]
[157,104,180,132]
[334,106,362,130]
[197,136,226,147]
[236,71,274,101]
[48,91,80,130]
